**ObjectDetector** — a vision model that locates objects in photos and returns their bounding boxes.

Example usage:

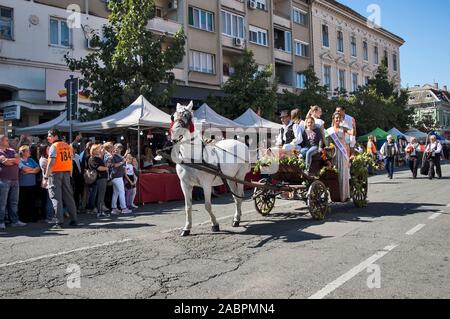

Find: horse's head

[171,101,194,144]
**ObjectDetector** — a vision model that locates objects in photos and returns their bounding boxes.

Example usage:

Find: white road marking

[309,244,397,299]
[429,213,442,220]
[161,201,294,233]
[405,224,426,235]
[0,238,133,269]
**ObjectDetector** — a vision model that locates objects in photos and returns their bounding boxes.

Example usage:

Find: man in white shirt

[276,110,296,149]
[425,135,443,179]
[336,106,356,148]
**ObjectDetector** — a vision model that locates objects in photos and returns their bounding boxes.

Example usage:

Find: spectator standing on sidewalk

[88,144,110,218]
[124,154,138,209]
[43,129,78,229]
[108,144,131,215]
[18,145,40,222]
[38,143,54,222]
[0,135,27,230]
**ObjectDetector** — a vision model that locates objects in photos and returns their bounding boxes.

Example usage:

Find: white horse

[170,101,251,236]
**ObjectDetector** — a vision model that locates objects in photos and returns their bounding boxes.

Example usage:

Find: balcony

[273,14,291,29]
[274,50,292,63]
[147,17,182,36]
[221,0,245,12]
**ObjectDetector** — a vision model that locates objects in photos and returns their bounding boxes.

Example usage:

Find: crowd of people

[275,104,448,202]
[0,129,140,231]
[276,105,357,202]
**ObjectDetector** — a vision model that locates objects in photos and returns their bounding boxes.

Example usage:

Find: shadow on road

[213,201,446,247]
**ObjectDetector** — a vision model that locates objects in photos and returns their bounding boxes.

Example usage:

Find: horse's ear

[186,101,194,112]
[176,103,184,113]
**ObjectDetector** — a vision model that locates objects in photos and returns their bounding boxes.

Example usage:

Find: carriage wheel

[253,179,276,216]
[351,175,369,208]
[307,180,329,220]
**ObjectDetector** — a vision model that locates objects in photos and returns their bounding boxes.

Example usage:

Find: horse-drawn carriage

[252,148,371,220]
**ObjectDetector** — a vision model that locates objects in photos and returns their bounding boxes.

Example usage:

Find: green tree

[415,113,440,133]
[65,0,186,118]
[279,66,333,125]
[210,49,278,119]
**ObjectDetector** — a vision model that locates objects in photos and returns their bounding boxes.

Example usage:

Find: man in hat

[276,110,296,148]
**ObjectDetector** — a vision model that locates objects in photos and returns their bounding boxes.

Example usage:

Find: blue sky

[338,0,450,89]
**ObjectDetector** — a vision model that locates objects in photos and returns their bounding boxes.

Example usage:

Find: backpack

[83,168,98,185]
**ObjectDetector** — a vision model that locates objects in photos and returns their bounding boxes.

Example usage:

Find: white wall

[0,0,107,93]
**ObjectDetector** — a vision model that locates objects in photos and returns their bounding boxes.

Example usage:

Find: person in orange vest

[43,129,78,229]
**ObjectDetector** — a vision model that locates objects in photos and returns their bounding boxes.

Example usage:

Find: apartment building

[0,0,108,129]
[408,84,450,139]
[0,0,403,128]
[311,0,404,95]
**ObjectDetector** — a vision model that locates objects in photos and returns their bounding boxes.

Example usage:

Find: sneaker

[131,204,138,209]
[104,212,111,218]
[0,223,5,231]
[102,204,109,212]
[51,223,63,230]
[11,221,27,227]
[121,208,132,214]
[111,208,121,215]
[93,208,98,214]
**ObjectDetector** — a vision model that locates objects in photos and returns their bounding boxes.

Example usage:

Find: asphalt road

[1,164,449,299]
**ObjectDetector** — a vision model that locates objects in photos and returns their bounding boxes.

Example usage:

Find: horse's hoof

[211,225,220,232]
[181,230,190,237]
[232,221,240,228]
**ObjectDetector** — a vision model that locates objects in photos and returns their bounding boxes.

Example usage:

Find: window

[323,65,331,89]
[384,49,388,67]
[221,10,244,38]
[365,76,370,85]
[155,6,163,18]
[50,17,71,47]
[352,73,358,92]
[337,31,344,53]
[189,51,215,74]
[0,6,13,40]
[393,53,398,71]
[351,36,357,57]
[274,29,291,53]
[189,7,214,32]
[374,46,379,64]
[249,26,268,46]
[255,0,267,11]
[338,69,346,90]
[293,8,307,26]
[363,41,368,61]
[294,40,309,57]
[322,24,329,47]
[296,73,306,89]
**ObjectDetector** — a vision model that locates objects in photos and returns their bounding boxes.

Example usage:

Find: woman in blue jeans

[300,117,324,172]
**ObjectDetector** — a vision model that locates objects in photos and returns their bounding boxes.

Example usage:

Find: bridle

[170,110,194,145]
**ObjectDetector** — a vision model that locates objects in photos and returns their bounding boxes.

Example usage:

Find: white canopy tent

[73,95,171,131]
[193,103,243,129]
[234,108,282,130]
[73,95,171,205]
[15,111,78,135]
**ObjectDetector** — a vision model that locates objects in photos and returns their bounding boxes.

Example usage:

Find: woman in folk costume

[327,112,353,202]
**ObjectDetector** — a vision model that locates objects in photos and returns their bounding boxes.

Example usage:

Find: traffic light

[65,76,79,121]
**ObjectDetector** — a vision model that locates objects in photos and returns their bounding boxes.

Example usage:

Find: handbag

[83,168,98,185]
[420,153,430,176]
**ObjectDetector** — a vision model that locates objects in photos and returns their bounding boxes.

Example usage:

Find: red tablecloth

[137,170,261,204]
[137,173,184,204]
